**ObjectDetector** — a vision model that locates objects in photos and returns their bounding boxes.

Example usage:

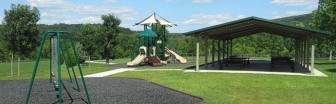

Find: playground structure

[25,31,91,104]
[127,13,187,66]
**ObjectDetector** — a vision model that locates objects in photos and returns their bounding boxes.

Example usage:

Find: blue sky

[0,0,318,33]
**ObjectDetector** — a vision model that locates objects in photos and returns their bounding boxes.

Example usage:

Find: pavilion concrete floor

[185,60,328,77]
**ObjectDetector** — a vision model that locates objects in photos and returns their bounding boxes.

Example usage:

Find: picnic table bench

[224,57,249,70]
[271,57,295,72]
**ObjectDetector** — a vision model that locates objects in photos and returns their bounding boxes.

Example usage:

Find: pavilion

[184,17,332,74]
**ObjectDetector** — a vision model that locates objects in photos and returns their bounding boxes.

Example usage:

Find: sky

[0,0,319,33]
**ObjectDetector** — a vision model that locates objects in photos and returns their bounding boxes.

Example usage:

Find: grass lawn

[0,60,116,80]
[110,59,336,104]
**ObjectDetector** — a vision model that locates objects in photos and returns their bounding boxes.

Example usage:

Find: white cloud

[272,10,310,19]
[40,16,102,24]
[39,19,58,25]
[183,13,245,25]
[271,0,318,6]
[28,0,65,8]
[41,12,72,19]
[28,0,136,15]
[237,15,247,19]
[63,16,102,24]
[193,0,213,3]
[164,0,176,2]
[306,3,318,10]
[103,0,117,3]
[28,0,137,24]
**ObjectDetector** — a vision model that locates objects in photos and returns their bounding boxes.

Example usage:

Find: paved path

[85,61,116,65]
[84,68,136,77]
[185,67,328,77]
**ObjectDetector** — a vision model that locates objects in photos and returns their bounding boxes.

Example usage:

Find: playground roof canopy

[184,16,332,40]
[139,29,158,37]
[135,13,177,27]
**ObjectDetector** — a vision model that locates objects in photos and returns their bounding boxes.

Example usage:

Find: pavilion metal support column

[304,38,307,68]
[196,43,199,71]
[297,40,300,64]
[301,40,304,66]
[298,40,302,65]
[300,40,303,66]
[212,39,215,67]
[218,40,221,64]
[295,40,299,63]
[218,40,222,69]
[298,40,300,64]
[222,40,225,62]
[306,38,310,69]
[311,44,315,75]
[226,39,229,67]
[230,39,233,57]
[205,38,209,69]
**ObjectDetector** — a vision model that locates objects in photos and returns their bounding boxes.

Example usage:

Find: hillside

[272,13,313,27]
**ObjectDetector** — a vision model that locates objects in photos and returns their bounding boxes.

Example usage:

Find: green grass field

[0,60,116,80]
[110,59,336,104]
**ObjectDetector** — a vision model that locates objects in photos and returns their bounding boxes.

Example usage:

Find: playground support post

[18,57,20,76]
[11,54,13,76]
[196,43,199,71]
[25,32,47,104]
[57,32,63,104]
[62,40,80,91]
[311,45,315,75]
[68,33,92,104]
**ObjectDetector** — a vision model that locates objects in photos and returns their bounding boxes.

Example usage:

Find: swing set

[25,31,91,104]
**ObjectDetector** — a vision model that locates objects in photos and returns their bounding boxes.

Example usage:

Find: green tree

[2,4,40,76]
[312,0,336,60]
[79,24,100,65]
[115,33,137,58]
[99,14,121,64]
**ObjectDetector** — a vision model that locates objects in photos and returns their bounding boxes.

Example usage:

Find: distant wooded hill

[2,13,327,62]
[273,13,313,28]
[14,13,311,36]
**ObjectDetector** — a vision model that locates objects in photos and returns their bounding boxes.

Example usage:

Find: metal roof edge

[184,16,332,36]
[251,17,332,36]
[184,17,255,35]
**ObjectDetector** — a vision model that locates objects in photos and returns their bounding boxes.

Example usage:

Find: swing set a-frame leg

[60,42,73,83]
[68,33,92,104]
[25,33,47,104]
[63,40,80,91]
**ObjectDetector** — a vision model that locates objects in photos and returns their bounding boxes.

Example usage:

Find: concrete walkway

[184,68,328,77]
[84,68,135,77]
[85,61,116,65]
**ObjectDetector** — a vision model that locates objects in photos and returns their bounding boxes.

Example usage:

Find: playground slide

[127,54,146,66]
[166,49,187,63]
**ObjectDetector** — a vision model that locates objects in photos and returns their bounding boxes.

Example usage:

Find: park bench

[224,57,249,70]
[271,57,295,72]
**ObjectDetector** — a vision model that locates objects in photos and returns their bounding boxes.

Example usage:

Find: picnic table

[271,57,295,72]
[224,57,249,70]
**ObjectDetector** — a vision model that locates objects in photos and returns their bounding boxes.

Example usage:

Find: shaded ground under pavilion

[184,17,332,74]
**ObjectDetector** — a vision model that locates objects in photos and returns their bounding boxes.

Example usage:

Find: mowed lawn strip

[0,60,116,80]
[110,60,336,104]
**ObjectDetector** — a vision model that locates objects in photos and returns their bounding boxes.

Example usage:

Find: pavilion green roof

[184,16,332,40]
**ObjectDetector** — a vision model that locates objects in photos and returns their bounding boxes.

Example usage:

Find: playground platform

[0,78,203,104]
